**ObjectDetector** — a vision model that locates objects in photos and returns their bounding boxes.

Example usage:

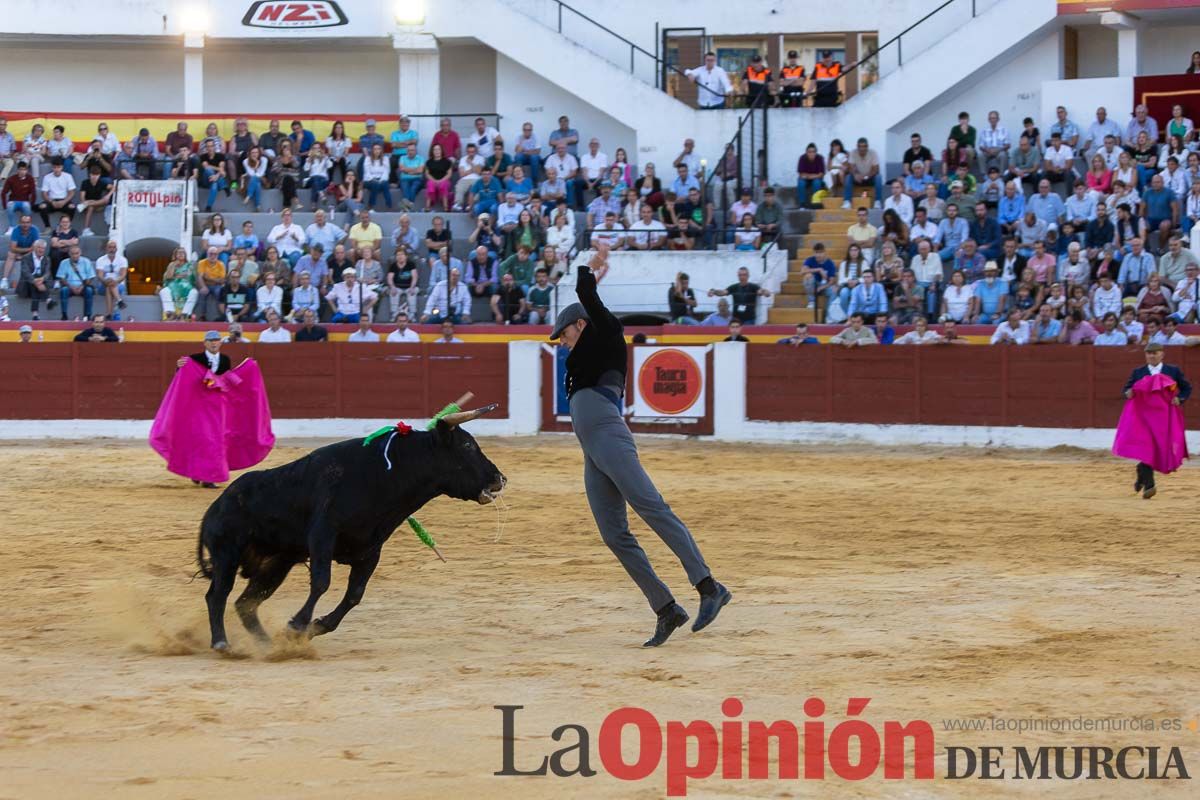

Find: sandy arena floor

[1,437,1198,799]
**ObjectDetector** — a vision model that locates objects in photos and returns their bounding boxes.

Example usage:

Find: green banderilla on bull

[362,392,476,563]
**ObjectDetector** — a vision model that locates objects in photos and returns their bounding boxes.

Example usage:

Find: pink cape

[1112,372,1189,474]
[149,358,275,483]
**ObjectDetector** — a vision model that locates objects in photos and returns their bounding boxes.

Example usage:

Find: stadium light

[180,3,211,34]
[394,0,426,25]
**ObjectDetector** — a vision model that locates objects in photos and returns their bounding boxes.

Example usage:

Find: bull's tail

[195,508,216,580]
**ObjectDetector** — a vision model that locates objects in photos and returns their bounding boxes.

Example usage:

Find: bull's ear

[434,418,454,444]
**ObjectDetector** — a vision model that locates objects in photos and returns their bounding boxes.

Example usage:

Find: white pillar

[1101,11,1142,78]
[506,340,542,435]
[393,31,440,142]
[711,341,746,441]
[183,33,205,115]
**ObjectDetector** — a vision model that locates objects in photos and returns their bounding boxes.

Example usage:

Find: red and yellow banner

[0,112,407,152]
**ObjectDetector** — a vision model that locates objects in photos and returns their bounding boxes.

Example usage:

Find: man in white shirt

[257,309,292,343]
[1082,107,1123,156]
[1091,273,1123,320]
[544,143,580,209]
[590,212,627,250]
[990,308,1031,345]
[386,310,421,342]
[492,195,523,240]
[94,239,128,319]
[1170,263,1200,322]
[909,207,939,248]
[882,180,914,225]
[1096,135,1122,172]
[978,111,1011,174]
[627,204,667,250]
[466,117,500,152]
[673,139,702,180]
[421,267,472,324]
[684,51,733,109]
[577,138,610,206]
[36,157,77,227]
[1042,132,1075,190]
[454,143,486,211]
[895,316,941,344]
[267,208,305,266]
[327,267,376,323]
[347,315,381,342]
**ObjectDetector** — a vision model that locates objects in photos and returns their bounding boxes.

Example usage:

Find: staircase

[768,189,876,324]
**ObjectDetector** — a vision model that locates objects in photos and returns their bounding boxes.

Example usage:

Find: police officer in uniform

[813,49,843,108]
[742,54,773,108]
[779,50,807,108]
[551,244,731,647]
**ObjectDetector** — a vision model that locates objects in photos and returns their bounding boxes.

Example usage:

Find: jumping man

[551,244,730,646]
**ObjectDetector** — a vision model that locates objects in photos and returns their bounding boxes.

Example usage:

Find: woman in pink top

[1027,240,1057,285]
[1085,154,1112,200]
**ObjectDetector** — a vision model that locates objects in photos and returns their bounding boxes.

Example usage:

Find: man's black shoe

[1134,480,1143,493]
[643,603,689,647]
[1143,484,1157,500]
[201,482,219,489]
[692,582,731,632]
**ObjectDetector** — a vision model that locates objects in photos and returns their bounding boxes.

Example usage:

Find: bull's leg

[234,558,295,642]
[288,527,334,634]
[311,547,382,637]
[205,551,239,651]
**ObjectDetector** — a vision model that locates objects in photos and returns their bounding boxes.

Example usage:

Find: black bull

[197,410,505,650]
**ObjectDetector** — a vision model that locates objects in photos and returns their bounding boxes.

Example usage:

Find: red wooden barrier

[0,343,509,420]
[747,346,1200,429]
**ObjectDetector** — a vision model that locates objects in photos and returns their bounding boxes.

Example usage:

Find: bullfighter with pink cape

[1113,342,1190,500]
[150,332,274,487]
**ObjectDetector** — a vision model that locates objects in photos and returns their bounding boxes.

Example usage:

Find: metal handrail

[547,0,728,97]
[839,0,972,86]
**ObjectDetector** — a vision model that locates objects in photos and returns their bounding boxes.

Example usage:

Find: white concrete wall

[440,44,498,116]
[493,54,637,159]
[501,0,949,59]
[1074,24,1117,79]
[202,45,398,114]
[0,45,185,113]
[887,31,1060,167]
[1139,25,1200,76]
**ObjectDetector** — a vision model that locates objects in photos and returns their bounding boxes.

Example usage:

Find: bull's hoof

[285,619,312,638]
[212,640,230,652]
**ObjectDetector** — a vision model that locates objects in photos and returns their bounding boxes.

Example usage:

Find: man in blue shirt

[777,322,820,345]
[935,203,969,262]
[971,263,1008,324]
[2,213,39,290]
[56,245,94,320]
[670,164,700,198]
[1140,173,1178,245]
[1026,179,1066,230]
[289,120,314,156]
[1117,237,1155,297]
[800,242,837,310]
[547,115,579,157]
[997,180,1025,235]
[847,270,888,318]
[968,202,1002,260]
[305,208,346,254]
[470,166,504,216]
[1029,302,1062,343]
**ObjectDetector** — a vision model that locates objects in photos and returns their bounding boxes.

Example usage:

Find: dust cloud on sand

[1,438,1197,798]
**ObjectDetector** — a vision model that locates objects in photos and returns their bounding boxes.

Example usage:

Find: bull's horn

[452,392,475,408]
[441,403,500,427]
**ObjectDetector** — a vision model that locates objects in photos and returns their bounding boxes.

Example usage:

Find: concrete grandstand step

[806,222,852,235]
[6,295,163,323]
[767,307,815,324]
[771,295,814,309]
[780,281,809,296]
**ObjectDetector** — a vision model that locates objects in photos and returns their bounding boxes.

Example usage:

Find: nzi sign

[242,1,348,28]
